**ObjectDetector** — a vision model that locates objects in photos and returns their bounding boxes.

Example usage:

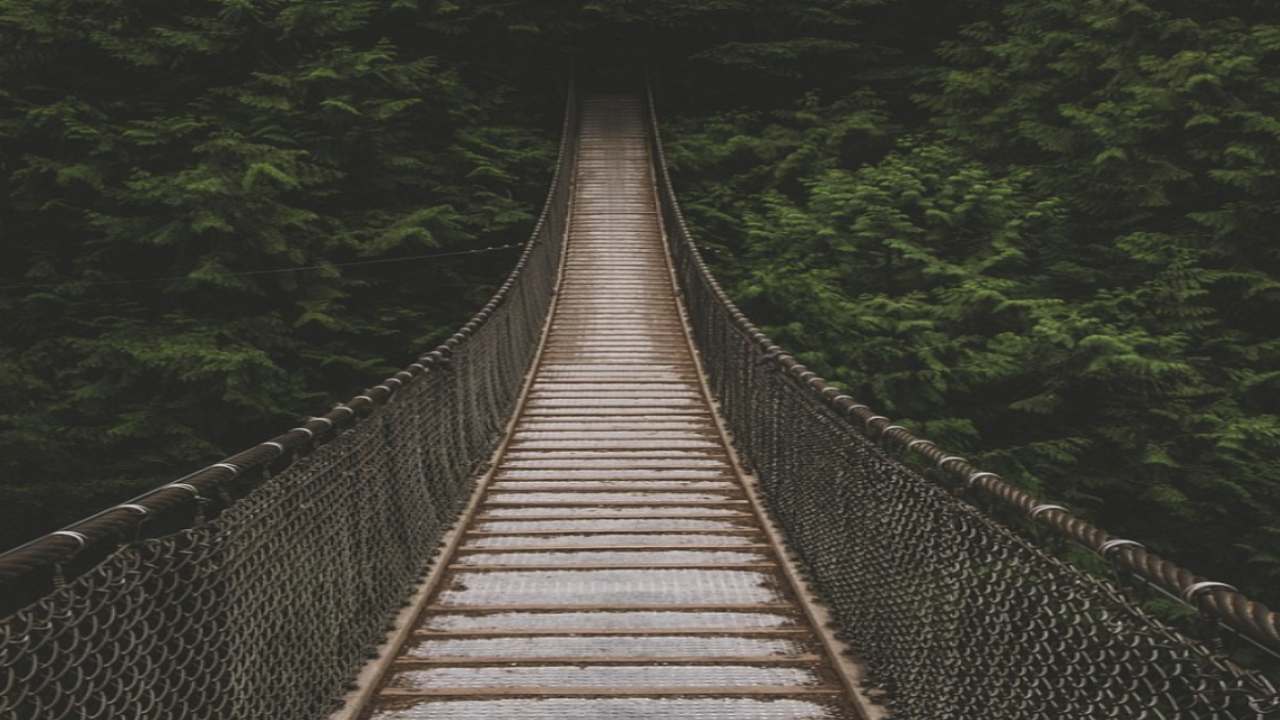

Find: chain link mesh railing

[0,85,579,720]
[644,83,1280,718]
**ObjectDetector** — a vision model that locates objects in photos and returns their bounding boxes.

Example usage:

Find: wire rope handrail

[0,82,580,720]
[643,77,1279,717]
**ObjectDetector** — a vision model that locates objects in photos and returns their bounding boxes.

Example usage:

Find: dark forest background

[2,1,1277,611]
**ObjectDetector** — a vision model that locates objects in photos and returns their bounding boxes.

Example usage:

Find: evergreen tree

[0,0,556,547]
[649,0,1280,608]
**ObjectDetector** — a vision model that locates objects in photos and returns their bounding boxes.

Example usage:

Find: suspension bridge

[2,85,1278,719]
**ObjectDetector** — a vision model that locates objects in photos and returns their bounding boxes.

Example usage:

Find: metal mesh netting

[644,88,1280,718]
[0,89,579,720]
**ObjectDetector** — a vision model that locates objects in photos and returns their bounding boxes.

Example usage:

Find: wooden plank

[456,544,774,553]
[392,655,824,667]
[413,628,809,638]
[465,529,762,537]
[378,686,843,698]
[446,563,779,572]
[423,603,797,613]
[481,501,749,508]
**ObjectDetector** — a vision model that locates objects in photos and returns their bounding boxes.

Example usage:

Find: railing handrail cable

[0,79,581,605]
[641,74,1280,658]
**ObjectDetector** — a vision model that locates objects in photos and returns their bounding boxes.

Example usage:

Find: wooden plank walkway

[352,94,865,720]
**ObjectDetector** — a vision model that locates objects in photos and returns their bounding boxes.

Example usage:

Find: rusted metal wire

[643,79,1280,717]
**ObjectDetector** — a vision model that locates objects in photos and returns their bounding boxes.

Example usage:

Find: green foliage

[0,0,556,548]
[663,0,1280,608]
[0,0,1277,618]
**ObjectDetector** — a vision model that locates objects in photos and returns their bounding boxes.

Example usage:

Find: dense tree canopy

[1,0,1277,617]
[658,0,1280,610]
[0,0,561,547]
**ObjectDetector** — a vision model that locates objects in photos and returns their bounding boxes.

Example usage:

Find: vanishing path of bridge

[348,94,865,719]
[2,85,1278,720]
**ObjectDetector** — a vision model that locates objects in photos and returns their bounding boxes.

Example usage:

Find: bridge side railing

[0,84,579,720]
[643,82,1279,717]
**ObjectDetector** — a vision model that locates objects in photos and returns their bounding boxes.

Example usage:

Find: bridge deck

[357,95,862,719]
